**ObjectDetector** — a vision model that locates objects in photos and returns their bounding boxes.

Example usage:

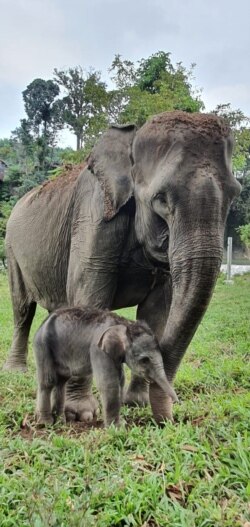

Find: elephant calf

[34,307,177,427]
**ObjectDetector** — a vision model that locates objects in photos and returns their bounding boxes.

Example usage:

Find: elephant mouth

[142,213,169,263]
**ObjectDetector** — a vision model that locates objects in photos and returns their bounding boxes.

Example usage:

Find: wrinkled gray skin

[4,111,241,422]
[34,307,177,426]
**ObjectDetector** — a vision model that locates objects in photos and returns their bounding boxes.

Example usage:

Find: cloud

[0,0,75,84]
[202,83,250,114]
[1,0,250,140]
[0,0,179,86]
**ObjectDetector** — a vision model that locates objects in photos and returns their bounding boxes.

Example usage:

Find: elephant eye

[139,356,150,365]
[154,193,167,205]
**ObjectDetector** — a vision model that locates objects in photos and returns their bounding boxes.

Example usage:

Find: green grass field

[0,272,249,527]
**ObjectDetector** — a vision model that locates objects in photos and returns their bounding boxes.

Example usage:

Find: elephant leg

[64,375,99,423]
[125,279,172,411]
[124,374,150,407]
[36,385,54,425]
[51,379,67,423]
[66,268,116,422]
[66,213,127,309]
[3,253,36,371]
[137,278,172,340]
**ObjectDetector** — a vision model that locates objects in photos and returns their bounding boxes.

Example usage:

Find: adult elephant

[4,111,241,422]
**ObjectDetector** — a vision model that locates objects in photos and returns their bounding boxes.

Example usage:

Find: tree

[54,67,109,151]
[212,103,250,174]
[237,224,250,252]
[137,51,174,93]
[0,199,14,267]
[213,104,250,244]
[109,51,204,127]
[10,119,35,177]
[22,79,64,171]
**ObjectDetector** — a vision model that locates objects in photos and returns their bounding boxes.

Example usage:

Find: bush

[237,223,250,251]
[0,240,7,268]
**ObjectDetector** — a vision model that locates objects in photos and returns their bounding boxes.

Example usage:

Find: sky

[1,0,250,148]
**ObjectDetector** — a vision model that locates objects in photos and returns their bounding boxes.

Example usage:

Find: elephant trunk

[149,250,221,423]
[149,382,174,423]
[149,367,178,423]
[161,248,222,381]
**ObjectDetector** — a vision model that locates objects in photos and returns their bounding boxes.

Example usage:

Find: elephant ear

[87,124,136,220]
[97,324,129,362]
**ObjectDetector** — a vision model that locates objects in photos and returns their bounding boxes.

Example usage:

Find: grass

[0,271,249,527]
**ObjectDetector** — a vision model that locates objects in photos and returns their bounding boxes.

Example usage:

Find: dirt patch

[16,412,160,440]
[149,111,231,139]
[30,161,87,202]
[18,414,104,440]
[135,111,232,152]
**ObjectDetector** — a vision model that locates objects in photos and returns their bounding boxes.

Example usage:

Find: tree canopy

[54,67,109,150]
[213,103,250,174]
[212,104,250,243]
[109,52,204,126]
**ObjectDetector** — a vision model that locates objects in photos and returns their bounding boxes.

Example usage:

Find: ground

[0,272,249,527]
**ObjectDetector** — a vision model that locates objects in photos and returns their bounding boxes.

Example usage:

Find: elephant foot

[124,386,149,407]
[104,417,126,428]
[54,413,67,425]
[2,358,28,372]
[65,394,99,423]
[36,412,54,427]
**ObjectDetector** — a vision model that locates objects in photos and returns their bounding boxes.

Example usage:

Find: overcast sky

[1,0,250,148]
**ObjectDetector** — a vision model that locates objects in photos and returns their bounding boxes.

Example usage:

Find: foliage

[0,241,6,267]
[0,272,250,525]
[0,138,15,161]
[60,147,88,164]
[232,175,250,223]
[54,67,109,150]
[213,104,250,240]
[237,223,250,249]
[0,199,14,265]
[227,174,250,246]
[0,200,13,238]
[22,79,64,171]
[213,103,250,173]
[110,51,204,126]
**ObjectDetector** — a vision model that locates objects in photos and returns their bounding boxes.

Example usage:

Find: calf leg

[92,355,122,427]
[51,379,67,422]
[100,383,122,427]
[36,384,54,425]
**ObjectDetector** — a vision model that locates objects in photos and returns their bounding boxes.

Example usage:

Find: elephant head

[98,321,178,423]
[132,112,241,380]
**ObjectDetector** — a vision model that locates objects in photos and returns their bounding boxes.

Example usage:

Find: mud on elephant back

[3,110,241,423]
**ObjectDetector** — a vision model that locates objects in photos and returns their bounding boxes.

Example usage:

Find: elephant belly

[112,268,154,309]
[23,266,68,312]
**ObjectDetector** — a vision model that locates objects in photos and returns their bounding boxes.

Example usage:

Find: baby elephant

[34,307,177,427]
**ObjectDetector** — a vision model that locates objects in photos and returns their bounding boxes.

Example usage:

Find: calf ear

[97,325,129,361]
